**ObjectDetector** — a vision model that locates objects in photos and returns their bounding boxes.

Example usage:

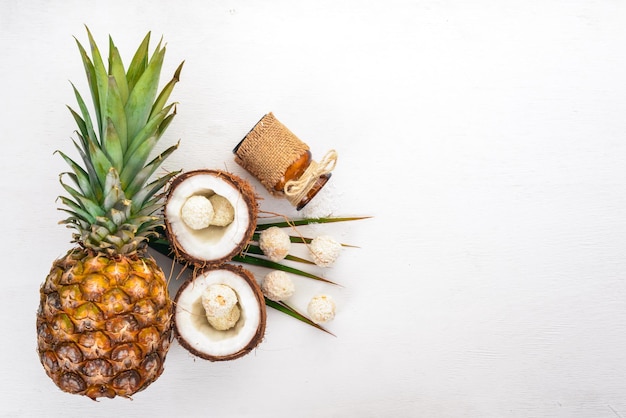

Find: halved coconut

[174,264,266,361]
[164,169,257,268]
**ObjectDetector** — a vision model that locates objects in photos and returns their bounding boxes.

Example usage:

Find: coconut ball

[208,194,235,227]
[309,235,342,267]
[207,304,241,331]
[261,270,295,301]
[259,226,291,262]
[307,294,336,324]
[181,195,214,230]
[202,284,238,317]
[202,284,241,331]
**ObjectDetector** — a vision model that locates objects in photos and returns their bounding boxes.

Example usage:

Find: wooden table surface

[3,1,626,417]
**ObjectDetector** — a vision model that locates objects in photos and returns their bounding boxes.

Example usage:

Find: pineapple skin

[36,249,172,400]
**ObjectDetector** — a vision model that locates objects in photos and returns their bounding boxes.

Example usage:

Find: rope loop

[284,149,337,205]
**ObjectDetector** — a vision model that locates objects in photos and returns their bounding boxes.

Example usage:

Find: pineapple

[36,28,183,399]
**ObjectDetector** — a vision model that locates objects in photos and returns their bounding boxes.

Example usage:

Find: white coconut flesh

[165,173,251,263]
[175,268,263,359]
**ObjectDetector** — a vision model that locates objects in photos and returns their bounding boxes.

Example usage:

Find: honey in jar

[233,112,336,210]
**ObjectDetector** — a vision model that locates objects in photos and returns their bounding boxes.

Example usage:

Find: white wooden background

[2,1,626,417]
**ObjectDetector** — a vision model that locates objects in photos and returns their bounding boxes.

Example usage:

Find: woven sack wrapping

[234,112,309,195]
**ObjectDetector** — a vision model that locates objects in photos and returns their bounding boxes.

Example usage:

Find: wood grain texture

[2,1,626,416]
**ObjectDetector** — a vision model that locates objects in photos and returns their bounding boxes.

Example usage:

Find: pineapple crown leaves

[57,27,183,255]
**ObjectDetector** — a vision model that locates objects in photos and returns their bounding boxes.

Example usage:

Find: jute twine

[234,113,309,195]
[284,149,337,207]
[234,112,338,206]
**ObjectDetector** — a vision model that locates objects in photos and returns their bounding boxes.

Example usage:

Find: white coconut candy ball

[307,294,336,324]
[261,270,295,301]
[181,195,215,230]
[208,194,235,227]
[207,304,241,331]
[201,284,239,317]
[259,226,291,262]
[309,235,342,267]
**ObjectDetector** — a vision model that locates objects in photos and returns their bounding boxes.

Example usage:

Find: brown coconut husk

[173,264,266,361]
[164,169,258,269]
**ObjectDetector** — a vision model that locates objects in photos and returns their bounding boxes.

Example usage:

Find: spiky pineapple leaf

[131,170,180,211]
[90,224,111,242]
[108,208,128,229]
[123,103,176,167]
[58,209,90,230]
[102,168,126,211]
[107,36,129,104]
[125,43,165,143]
[69,84,97,147]
[156,112,177,138]
[122,103,175,173]
[58,196,96,225]
[133,200,163,218]
[74,38,101,139]
[55,152,93,200]
[102,118,123,173]
[66,106,89,150]
[63,172,91,201]
[104,75,127,155]
[59,178,106,220]
[136,217,163,236]
[70,137,103,201]
[86,135,113,190]
[61,28,183,255]
[93,216,117,233]
[123,142,179,198]
[150,61,184,120]
[85,27,110,142]
[126,32,150,93]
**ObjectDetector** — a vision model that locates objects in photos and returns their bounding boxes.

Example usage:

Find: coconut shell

[173,264,267,361]
[164,169,258,268]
